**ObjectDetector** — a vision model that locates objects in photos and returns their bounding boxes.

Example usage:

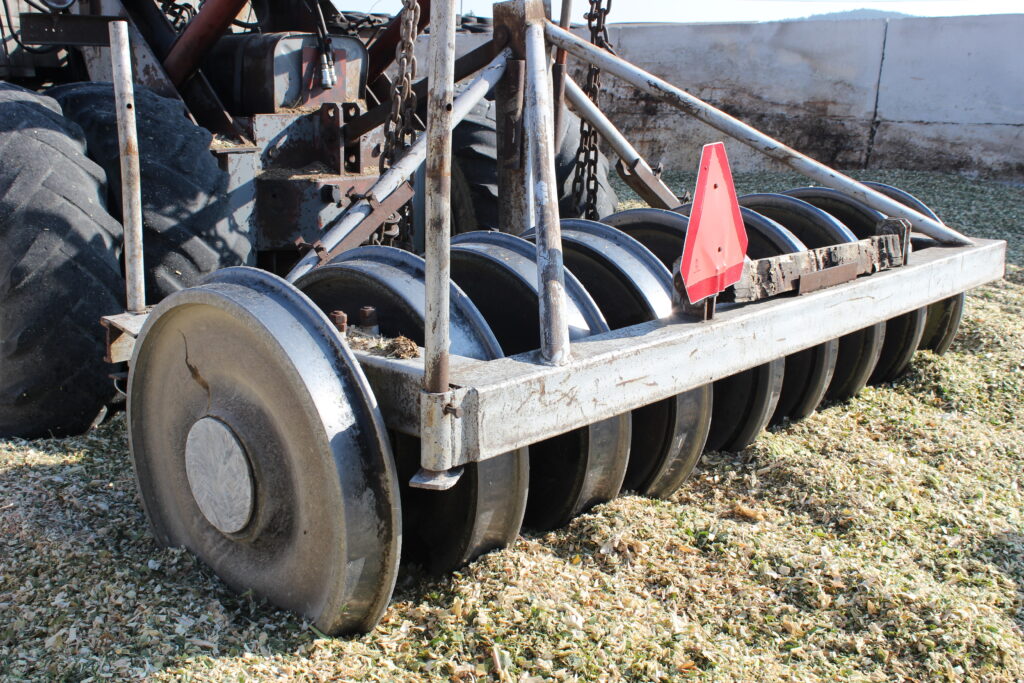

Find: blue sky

[350,0,1021,23]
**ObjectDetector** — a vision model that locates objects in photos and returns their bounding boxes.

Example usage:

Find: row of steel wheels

[125,183,961,635]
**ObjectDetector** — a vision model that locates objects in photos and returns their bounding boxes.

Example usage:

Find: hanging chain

[380,0,420,173]
[378,0,421,244]
[570,0,615,220]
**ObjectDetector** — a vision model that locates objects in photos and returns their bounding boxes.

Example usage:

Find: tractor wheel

[0,83,124,438]
[48,82,253,303]
[451,97,618,233]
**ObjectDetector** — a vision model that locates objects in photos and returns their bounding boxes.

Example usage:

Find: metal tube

[564,75,640,166]
[525,19,571,365]
[109,21,145,313]
[162,0,249,86]
[551,0,573,149]
[286,49,511,282]
[545,22,973,247]
[423,0,457,394]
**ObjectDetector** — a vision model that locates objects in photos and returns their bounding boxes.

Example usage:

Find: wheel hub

[184,416,254,535]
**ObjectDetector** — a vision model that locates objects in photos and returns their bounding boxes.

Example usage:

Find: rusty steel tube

[110,21,146,313]
[545,22,973,247]
[423,0,457,395]
[162,0,250,86]
[525,19,571,365]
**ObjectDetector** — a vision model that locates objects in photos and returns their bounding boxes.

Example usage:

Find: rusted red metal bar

[366,0,432,83]
[162,0,250,86]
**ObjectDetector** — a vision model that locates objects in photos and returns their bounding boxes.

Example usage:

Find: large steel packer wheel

[0,83,124,438]
[739,193,885,401]
[784,187,928,384]
[128,267,400,635]
[450,232,631,530]
[295,246,529,573]
[862,181,964,355]
[605,208,786,451]
[525,219,712,498]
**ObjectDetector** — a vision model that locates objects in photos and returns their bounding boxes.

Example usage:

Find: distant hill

[803,9,912,21]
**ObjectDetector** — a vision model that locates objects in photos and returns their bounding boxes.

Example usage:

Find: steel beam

[353,239,1005,470]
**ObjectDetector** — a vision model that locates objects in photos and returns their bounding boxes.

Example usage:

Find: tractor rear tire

[451,97,618,233]
[0,83,125,438]
[48,82,253,302]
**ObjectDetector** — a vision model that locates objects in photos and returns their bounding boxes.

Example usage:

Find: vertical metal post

[551,0,572,149]
[423,0,457,394]
[109,21,146,313]
[524,5,571,365]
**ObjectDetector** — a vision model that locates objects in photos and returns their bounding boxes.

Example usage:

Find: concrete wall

[592,14,1024,178]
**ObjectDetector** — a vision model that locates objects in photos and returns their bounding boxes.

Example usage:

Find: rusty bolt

[329,310,347,333]
[359,306,378,327]
[443,403,463,418]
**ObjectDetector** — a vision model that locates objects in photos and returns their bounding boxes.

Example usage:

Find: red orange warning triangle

[679,142,748,304]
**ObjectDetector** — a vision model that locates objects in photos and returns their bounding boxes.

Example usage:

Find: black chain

[378,0,421,245]
[570,0,614,220]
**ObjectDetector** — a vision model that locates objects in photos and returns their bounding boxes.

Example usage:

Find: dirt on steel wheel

[48,82,252,302]
[451,96,618,232]
[0,82,124,438]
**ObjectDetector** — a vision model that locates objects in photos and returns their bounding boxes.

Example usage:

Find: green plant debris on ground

[1,171,1022,681]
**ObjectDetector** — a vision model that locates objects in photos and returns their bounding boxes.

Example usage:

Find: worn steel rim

[450,231,631,529]
[127,267,400,636]
[525,218,712,498]
[862,181,964,355]
[739,193,882,402]
[296,246,529,573]
[606,207,786,451]
[783,187,928,384]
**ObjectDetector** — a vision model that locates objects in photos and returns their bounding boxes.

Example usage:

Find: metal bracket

[101,310,150,363]
[876,217,913,263]
[615,157,679,210]
[412,388,467,491]
[309,181,415,265]
[729,235,904,302]
[19,13,118,46]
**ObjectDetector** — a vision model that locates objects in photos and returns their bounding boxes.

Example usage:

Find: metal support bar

[563,76,678,209]
[423,0,456,395]
[550,0,572,149]
[286,48,512,282]
[525,6,571,365]
[545,22,973,247]
[355,238,1004,465]
[109,21,145,313]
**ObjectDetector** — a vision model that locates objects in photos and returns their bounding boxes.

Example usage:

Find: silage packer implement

[0,0,1004,634]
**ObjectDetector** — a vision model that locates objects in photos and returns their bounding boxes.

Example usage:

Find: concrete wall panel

[877,15,1024,125]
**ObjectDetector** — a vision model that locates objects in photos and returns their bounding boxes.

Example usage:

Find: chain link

[378,0,421,244]
[570,0,614,220]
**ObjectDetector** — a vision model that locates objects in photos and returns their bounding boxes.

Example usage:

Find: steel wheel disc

[451,232,631,530]
[525,219,712,498]
[295,246,529,573]
[128,267,400,635]
[739,193,881,402]
[783,187,928,383]
[862,181,965,355]
[607,208,786,451]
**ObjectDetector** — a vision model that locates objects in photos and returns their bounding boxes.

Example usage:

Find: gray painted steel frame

[355,238,1005,471]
